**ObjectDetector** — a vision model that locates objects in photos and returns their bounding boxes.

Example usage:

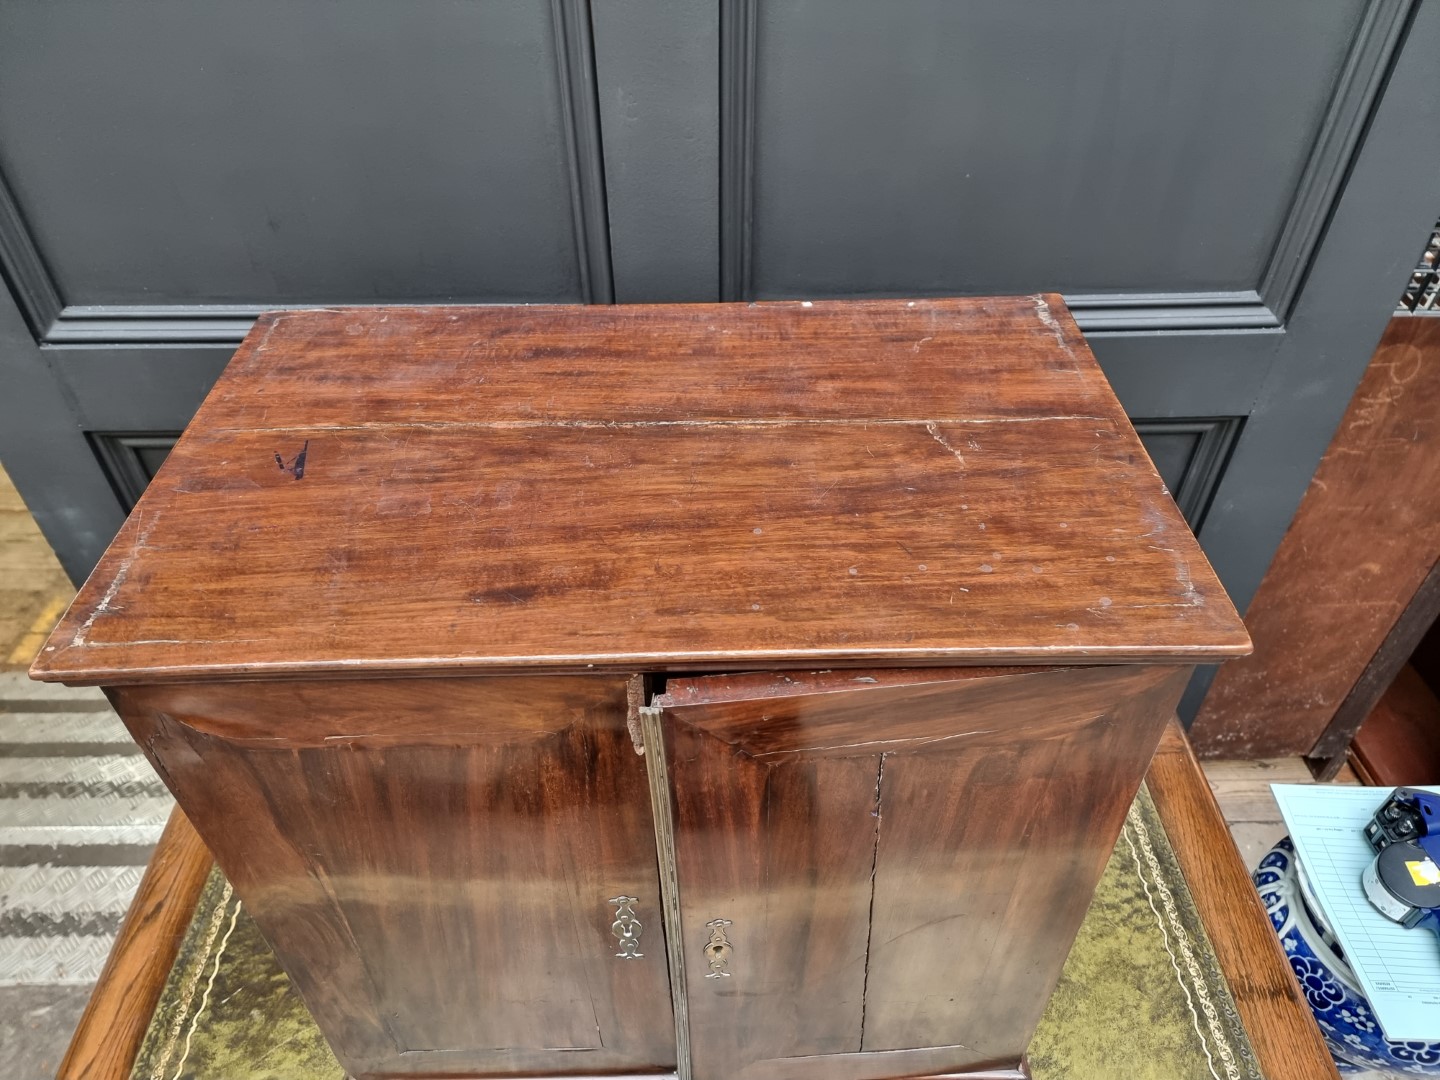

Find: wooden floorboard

[0,464,72,670]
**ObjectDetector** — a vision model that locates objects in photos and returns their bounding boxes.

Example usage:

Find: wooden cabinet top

[33,297,1249,684]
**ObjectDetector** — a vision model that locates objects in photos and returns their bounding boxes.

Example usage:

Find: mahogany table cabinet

[32,298,1250,1080]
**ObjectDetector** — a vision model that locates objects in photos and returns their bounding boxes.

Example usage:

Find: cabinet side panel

[110,676,675,1078]
[113,693,396,1070]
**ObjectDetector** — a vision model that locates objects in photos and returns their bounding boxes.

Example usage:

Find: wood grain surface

[1307,554,1440,778]
[1146,720,1341,1080]
[57,720,1332,1080]
[56,807,213,1080]
[653,664,1189,1080]
[1192,316,1440,757]
[32,298,1246,686]
[109,676,676,1079]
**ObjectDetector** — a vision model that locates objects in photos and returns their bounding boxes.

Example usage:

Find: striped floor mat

[0,670,170,986]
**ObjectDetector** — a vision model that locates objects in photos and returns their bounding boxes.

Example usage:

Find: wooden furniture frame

[1193,316,1440,763]
[1309,557,1440,778]
[1347,661,1440,785]
[56,721,1339,1080]
[34,299,1249,1079]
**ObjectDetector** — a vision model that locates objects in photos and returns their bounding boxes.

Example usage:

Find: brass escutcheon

[703,918,733,978]
[609,895,644,958]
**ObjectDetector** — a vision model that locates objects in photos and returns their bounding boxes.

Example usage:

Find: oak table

[33,298,1251,1080]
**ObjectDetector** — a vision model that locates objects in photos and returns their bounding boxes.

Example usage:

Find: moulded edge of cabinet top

[32,297,1250,685]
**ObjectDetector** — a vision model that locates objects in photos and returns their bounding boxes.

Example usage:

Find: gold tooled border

[1126,784,1262,1080]
[144,880,236,1080]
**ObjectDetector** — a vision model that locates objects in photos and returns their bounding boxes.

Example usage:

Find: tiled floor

[0,984,90,1079]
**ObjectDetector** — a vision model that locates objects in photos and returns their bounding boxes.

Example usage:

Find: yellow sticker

[1406,858,1440,887]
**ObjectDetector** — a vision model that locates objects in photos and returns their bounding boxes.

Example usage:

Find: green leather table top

[130,785,1260,1080]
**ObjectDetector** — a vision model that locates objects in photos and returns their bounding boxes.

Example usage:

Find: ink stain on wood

[274,440,310,480]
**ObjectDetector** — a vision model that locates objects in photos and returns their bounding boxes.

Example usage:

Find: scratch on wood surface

[222,417,1105,436]
[1146,544,1205,607]
[252,309,352,352]
[1095,602,1198,612]
[1347,349,1424,429]
[320,730,561,743]
[758,728,996,759]
[1031,293,1070,350]
[70,512,162,648]
[254,315,284,354]
[925,422,966,467]
[955,415,1106,424]
[880,912,970,948]
[774,1041,977,1063]
[77,638,260,648]
[1173,556,1204,607]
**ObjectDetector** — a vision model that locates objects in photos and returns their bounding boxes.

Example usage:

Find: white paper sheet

[1271,783,1440,1041]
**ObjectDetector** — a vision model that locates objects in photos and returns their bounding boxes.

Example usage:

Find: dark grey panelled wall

[737,1,1361,300]
[0,0,614,575]
[1,1,1439,719]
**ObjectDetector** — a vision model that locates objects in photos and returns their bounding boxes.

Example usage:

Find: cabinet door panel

[653,665,1188,1080]
[663,723,878,1060]
[111,675,675,1079]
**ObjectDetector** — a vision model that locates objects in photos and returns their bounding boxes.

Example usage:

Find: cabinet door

[112,675,675,1079]
[649,664,1188,1080]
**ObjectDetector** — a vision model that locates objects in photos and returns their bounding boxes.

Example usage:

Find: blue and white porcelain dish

[1254,837,1440,1075]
